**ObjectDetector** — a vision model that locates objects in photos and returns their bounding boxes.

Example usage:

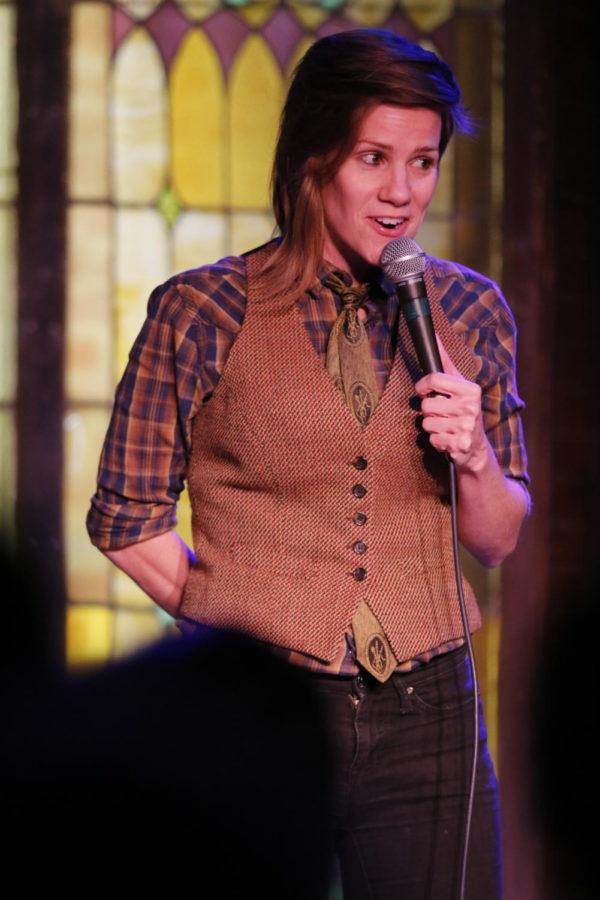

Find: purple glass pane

[261,7,303,73]
[203,9,251,79]
[146,1,190,69]
[380,11,421,43]
[113,6,135,53]
[315,16,358,39]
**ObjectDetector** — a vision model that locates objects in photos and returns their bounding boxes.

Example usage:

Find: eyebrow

[356,139,440,154]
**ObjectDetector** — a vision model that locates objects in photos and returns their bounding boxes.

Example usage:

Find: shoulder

[144,240,280,331]
[156,253,248,329]
[427,255,516,334]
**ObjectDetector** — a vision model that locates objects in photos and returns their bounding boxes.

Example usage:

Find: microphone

[380,237,442,375]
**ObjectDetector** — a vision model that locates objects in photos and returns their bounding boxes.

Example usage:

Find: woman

[88,29,529,899]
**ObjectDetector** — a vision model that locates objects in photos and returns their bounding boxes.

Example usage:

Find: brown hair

[265,29,472,296]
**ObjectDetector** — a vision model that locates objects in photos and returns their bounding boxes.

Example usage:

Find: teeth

[376,218,402,226]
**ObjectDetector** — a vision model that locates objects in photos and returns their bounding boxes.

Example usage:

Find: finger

[414,370,466,397]
[435,333,462,378]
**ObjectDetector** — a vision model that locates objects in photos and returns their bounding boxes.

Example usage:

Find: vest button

[353,456,368,470]
[354,513,367,526]
[353,541,367,555]
[353,567,367,581]
[352,484,367,499]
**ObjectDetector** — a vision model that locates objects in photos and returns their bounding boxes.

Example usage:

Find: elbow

[471,530,522,569]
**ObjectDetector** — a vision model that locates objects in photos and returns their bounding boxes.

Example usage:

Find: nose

[378,164,411,207]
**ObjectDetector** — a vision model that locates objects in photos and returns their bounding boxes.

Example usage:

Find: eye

[414,156,437,171]
[361,150,383,166]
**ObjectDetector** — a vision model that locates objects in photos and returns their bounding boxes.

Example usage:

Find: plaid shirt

[88,250,529,674]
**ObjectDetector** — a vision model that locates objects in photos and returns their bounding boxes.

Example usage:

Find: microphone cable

[448,456,480,900]
[380,235,483,900]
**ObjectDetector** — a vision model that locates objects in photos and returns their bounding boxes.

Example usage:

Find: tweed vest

[179,242,482,663]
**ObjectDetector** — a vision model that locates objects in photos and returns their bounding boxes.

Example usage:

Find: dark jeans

[311,647,501,900]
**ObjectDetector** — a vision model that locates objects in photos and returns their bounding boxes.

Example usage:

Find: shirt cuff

[86,495,178,551]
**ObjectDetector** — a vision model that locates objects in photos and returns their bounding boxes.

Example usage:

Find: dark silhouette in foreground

[0,547,333,898]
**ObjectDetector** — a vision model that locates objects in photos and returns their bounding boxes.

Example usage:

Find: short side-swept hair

[266,29,472,296]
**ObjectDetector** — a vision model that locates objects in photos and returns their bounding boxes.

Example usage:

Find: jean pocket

[396,649,477,713]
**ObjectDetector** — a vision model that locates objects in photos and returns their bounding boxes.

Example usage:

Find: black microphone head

[380,237,426,283]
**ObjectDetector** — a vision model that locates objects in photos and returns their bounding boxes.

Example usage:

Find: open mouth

[369,216,407,235]
[376,217,404,229]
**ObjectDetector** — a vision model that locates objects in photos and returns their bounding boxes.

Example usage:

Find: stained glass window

[65,1,504,762]
[0,2,17,545]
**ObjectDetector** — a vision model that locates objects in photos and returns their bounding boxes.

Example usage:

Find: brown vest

[180,242,481,663]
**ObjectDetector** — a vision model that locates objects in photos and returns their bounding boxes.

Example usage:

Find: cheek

[322,186,348,227]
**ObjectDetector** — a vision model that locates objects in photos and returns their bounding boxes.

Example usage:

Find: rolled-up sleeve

[86,259,247,550]
[473,289,529,485]
[436,261,530,487]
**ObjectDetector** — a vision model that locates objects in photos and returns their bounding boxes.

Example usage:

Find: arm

[416,338,529,568]
[103,530,196,618]
[87,259,248,610]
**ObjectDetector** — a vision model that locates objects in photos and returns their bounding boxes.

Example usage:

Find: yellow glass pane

[285,35,312,84]
[112,28,168,204]
[345,0,396,27]
[66,205,113,402]
[69,3,110,200]
[402,0,455,33]
[114,208,169,379]
[429,140,454,217]
[416,217,452,260]
[176,0,221,22]
[172,211,227,273]
[0,6,17,202]
[229,35,283,209]
[230,211,276,257]
[64,408,112,603]
[171,29,225,208]
[175,487,193,549]
[287,2,328,29]
[116,0,162,19]
[0,410,15,543]
[67,605,113,668]
[0,206,16,402]
[112,608,172,659]
[472,612,500,770]
[238,1,278,27]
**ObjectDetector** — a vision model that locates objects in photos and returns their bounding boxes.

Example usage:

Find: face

[320,104,442,281]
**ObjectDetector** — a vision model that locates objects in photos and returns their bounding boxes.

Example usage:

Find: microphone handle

[395,277,443,375]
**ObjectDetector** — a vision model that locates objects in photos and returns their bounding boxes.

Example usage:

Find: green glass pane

[0,6,17,202]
